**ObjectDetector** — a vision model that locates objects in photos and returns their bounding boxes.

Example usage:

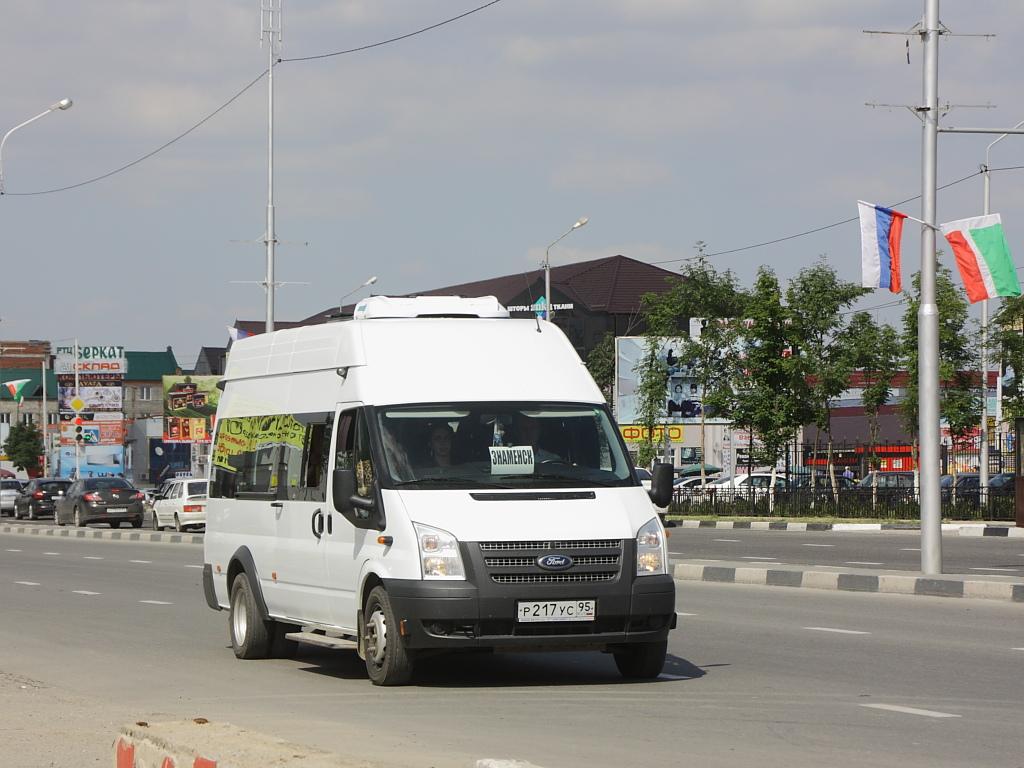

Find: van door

[324,407,377,632]
[268,413,335,627]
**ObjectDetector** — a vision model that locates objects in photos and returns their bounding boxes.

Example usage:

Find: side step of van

[285,631,359,650]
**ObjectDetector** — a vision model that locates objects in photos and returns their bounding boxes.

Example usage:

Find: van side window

[211,412,332,501]
[336,409,375,500]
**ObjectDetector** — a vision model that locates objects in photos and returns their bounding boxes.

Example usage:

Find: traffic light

[74,416,85,443]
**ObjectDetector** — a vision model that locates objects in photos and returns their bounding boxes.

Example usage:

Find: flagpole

[41,361,47,477]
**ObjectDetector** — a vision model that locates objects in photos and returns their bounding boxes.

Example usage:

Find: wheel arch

[227,546,271,622]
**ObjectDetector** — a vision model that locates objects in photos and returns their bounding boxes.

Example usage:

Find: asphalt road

[1,530,1022,768]
[669,527,1024,576]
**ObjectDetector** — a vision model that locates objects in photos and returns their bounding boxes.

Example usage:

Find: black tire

[110,521,122,529]
[268,622,300,659]
[229,572,271,659]
[54,508,64,527]
[130,517,142,529]
[151,511,161,531]
[174,514,184,533]
[613,640,668,680]
[27,506,36,521]
[12,507,21,520]
[362,586,414,686]
[74,506,86,528]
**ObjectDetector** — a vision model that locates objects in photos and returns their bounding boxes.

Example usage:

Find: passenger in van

[427,423,456,467]
[512,415,561,463]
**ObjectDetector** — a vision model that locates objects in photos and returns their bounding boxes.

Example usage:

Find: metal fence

[669,439,1017,521]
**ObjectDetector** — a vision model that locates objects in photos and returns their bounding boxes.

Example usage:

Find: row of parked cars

[0,475,208,531]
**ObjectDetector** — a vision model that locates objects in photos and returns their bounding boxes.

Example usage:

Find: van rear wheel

[613,639,668,679]
[363,586,413,686]
[229,572,271,659]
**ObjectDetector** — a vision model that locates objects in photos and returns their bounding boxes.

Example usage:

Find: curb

[0,524,203,544]
[115,720,367,768]
[673,561,1024,603]
[670,520,1024,536]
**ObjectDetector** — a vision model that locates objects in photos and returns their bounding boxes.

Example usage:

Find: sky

[4,0,1024,370]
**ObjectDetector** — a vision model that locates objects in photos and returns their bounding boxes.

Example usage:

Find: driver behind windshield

[509,415,561,462]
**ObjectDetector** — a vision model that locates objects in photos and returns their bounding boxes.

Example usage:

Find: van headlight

[414,523,465,580]
[636,518,667,576]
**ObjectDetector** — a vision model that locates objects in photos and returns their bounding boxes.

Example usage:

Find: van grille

[477,539,624,585]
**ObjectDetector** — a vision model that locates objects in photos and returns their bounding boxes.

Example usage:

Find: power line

[2,0,506,197]
[282,0,504,62]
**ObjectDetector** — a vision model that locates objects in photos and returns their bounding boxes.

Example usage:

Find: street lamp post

[544,217,588,320]
[979,119,1024,499]
[0,99,73,194]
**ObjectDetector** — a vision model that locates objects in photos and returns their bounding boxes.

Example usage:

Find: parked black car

[13,478,72,520]
[54,477,144,529]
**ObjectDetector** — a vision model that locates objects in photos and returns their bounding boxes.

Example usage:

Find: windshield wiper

[392,477,505,489]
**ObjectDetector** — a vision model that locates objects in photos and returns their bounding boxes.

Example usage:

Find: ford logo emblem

[537,554,573,571]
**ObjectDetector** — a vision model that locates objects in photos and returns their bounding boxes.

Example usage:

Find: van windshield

[375,403,634,490]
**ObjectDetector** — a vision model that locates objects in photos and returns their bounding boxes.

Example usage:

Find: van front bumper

[381,573,676,651]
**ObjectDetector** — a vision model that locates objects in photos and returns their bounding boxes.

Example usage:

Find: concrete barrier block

[962,581,1020,602]
[878,574,920,595]
[673,563,707,580]
[801,570,839,590]
[734,567,767,585]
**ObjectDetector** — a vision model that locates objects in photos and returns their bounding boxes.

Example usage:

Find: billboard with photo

[163,376,220,444]
[615,336,729,427]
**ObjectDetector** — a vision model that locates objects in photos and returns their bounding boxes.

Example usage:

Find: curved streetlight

[340,275,378,312]
[0,99,73,194]
[544,216,588,320]
[978,118,1024,495]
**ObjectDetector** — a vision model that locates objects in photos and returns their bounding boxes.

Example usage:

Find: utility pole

[868,1,1024,573]
[262,0,281,333]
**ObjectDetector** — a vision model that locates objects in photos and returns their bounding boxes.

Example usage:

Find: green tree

[4,421,42,474]
[585,331,616,406]
[899,264,979,473]
[731,266,814,482]
[991,294,1024,425]
[786,258,869,491]
[841,312,902,482]
[643,248,746,482]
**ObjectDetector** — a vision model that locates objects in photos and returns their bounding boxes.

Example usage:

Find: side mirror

[647,462,674,509]
[331,468,382,530]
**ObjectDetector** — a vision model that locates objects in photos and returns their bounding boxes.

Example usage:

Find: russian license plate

[106,507,127,513]
[516,600,596,623]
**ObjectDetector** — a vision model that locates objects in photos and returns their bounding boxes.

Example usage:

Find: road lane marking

[969,567,1019,572]
[1013,648,1024,651]
[14,581,40,586]
[43,552,59,556]
[845,561,884,566]
[741,556,777,560]
[83,556,103,560]
[139,600,172,605]
[676,612,697,616]
[73,591,101,596]
[804,627,870,635]
[129,560,152,564]
[185,565,203,569]
[901,548,921,551]
[714,539,741,542]
[860,703,960,718]
[659,674,695,680]
[802,544,834,547]
[6,549,21,552]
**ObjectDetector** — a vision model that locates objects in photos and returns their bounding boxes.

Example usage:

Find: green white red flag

[939,213,1021,303]
[3,379,32,404]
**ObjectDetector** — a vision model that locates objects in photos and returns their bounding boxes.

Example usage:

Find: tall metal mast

[261,0,282,332]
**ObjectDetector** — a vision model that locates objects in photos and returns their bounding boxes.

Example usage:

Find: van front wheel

[363,586,413,686]
[229,572,270,659]
[613,639,668,679]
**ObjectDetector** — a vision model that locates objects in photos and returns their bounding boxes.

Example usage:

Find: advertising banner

[615,336,728,427]
[163,376,220,444]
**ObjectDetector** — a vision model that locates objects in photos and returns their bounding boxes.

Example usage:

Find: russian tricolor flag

[858,201,907,293]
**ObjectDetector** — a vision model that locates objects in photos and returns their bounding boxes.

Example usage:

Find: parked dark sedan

[54,477,144,529]
[13,477,72,520]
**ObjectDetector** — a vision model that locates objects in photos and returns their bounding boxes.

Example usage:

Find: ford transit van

[203,295,675,685]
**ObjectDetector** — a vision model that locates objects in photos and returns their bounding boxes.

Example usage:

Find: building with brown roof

[284,255,681,359]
